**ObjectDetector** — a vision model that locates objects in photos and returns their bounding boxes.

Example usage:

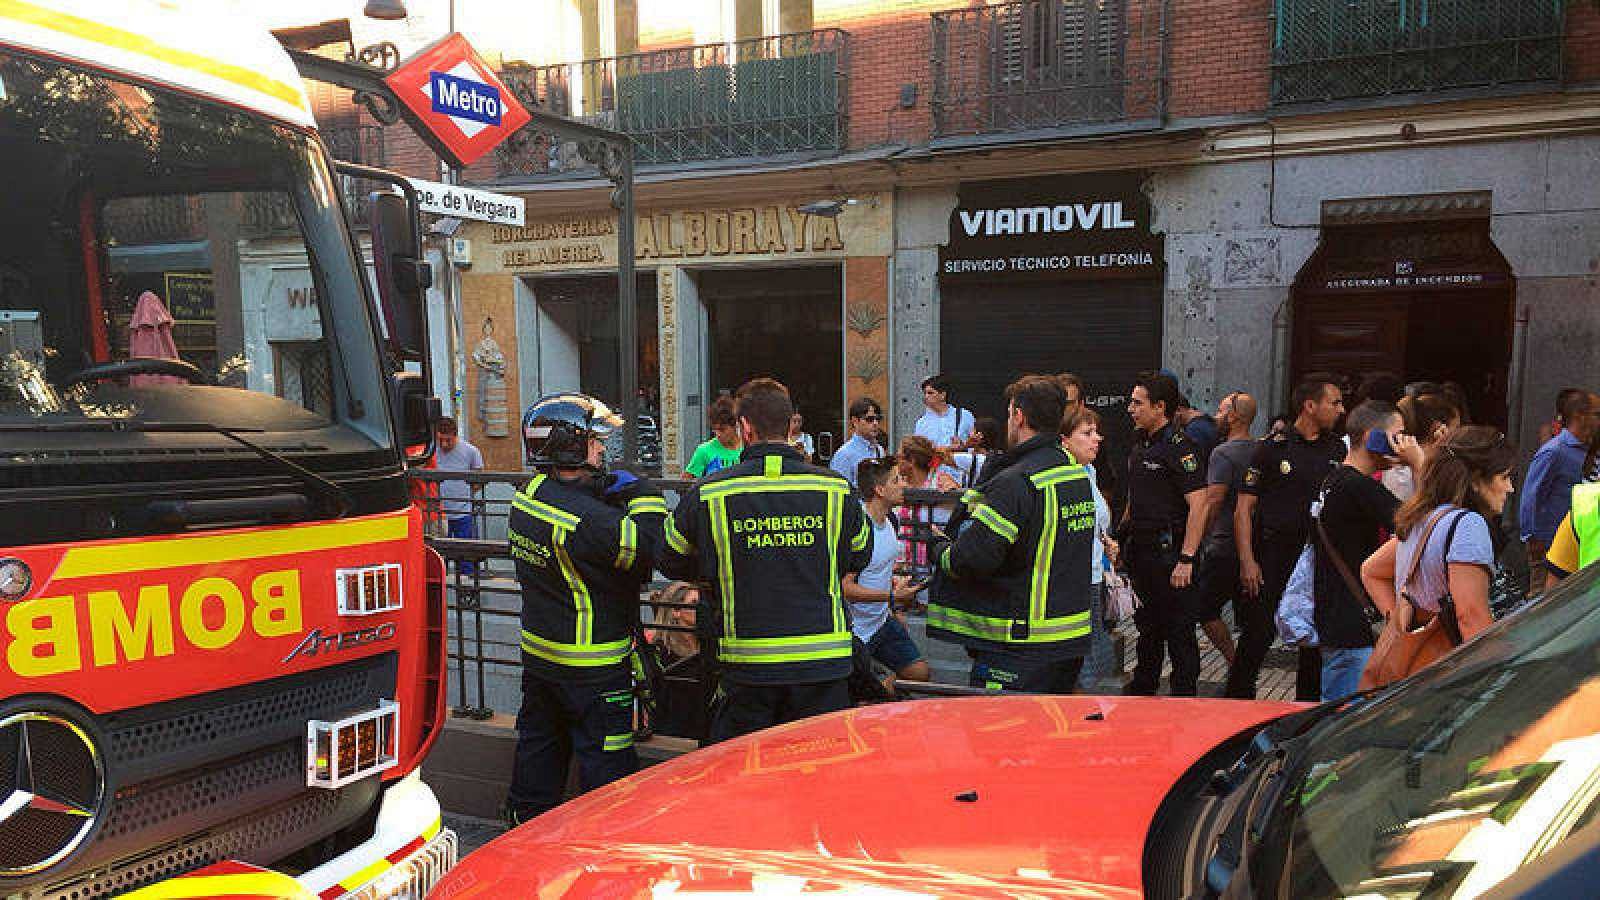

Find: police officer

[1227,376,1344,701]
[926,375,1095,693]
[1122,371,1209,696]
[502,394,668,825]
[660,377,872,742]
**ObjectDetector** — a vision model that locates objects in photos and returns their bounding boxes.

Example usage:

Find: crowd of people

[657,368,1600,706]
[491,369,1600,825]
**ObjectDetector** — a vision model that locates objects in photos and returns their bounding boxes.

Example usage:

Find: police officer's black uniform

[660,442,872,742]
[926,433,1096,693]
[1123,422,1206,696]
[1225,426,1342,700]
[503,395,667,824]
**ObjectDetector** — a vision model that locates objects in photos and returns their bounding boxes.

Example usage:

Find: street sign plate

[407,178,525,225]
[385,33,531,169]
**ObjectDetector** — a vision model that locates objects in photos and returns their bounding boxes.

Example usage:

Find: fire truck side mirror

[393,370,440,464]
[370,191,429,361]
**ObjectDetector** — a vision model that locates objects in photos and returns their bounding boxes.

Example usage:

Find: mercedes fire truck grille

[8,654,398,898]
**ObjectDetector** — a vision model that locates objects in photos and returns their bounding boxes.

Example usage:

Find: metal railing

[411,469,718,741]
[930,0,1166,139]
[410,469,996,724]
[1270,0,1564,106]
[497,29,849,176]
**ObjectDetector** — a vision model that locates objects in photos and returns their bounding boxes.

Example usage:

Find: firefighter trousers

[506,667,638,822]
[709,678,850,743]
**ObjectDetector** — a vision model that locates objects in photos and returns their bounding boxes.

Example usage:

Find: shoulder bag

[1314,470,1384,639]
[1359,509,1467,691]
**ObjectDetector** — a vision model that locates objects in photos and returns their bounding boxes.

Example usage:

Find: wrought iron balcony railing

[497,29,848,177]
[930,0,1165,140]
[1271,0,1565,106]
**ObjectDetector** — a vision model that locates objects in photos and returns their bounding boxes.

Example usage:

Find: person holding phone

[846,458,931,685]
[1314,402,1422,701]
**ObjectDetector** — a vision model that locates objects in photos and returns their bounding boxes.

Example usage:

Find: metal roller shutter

[939,278,1162,505]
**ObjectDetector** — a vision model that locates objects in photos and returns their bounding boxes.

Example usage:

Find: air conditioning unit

[449,238,472,268]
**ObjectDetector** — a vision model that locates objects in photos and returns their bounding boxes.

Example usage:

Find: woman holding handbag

[1358,427,1517,689]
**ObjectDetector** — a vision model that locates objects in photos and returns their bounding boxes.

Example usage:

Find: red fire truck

[0,2,453,897]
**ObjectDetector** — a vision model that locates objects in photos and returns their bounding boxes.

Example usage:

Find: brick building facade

[316,0,1600,479]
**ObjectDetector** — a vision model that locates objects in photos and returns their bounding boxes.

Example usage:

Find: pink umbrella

[128,290,185,387]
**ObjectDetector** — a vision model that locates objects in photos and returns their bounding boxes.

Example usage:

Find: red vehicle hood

[439,695,1298,897]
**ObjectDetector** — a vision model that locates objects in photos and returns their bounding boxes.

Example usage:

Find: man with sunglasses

[831,397,886,487]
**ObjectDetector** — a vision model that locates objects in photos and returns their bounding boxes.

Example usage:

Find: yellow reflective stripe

[665,514,693,554]
[927,606,1090,643]
[1032,482,1061,622]
[423,816,442,840]
[1029,465,1089,489]
[827,490,845,633]
[54,512,407,580]
[520,473,546,499]
[121,873,315,900]
[520,629,632,665]
[615,517,638,570]
[961,489,985,507]
[971,505,1020,544]
[513,494,581,531]
[850,513,871,552]
[627,496,669,516]
[709,495,738,638]
[552,527,592,644]
[700,475,850,500]
[339,856,391,892]
[719,631,853,663]
[764,454,784,477]
[0,0,307,108]
[940,544,955,577]
[603,732,635,751]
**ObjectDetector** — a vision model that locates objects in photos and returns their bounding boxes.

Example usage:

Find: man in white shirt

[830,397,886,486]
[914,374,974,453]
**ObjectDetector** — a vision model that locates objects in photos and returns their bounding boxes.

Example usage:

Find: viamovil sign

[386,33,532,168]
[939,173,1164,282]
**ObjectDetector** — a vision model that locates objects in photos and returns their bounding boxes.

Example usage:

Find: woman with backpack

[1358,427,1518,688]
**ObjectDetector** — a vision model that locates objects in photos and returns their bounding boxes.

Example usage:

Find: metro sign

[385,33,531,168]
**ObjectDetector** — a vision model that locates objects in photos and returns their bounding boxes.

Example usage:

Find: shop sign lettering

[941,174,1162,283]
[487,204,850,270]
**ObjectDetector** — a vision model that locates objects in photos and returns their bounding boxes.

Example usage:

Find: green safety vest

[1574,482,1600,569]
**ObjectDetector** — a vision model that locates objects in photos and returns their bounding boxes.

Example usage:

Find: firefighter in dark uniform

[1227,376,1344,701]
[926,375,1094,693]
[1122,371,1209,696]
[660,378,873,742]
[502,393,668,825]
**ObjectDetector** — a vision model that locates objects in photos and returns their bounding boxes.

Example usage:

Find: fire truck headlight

[0,558,32,601]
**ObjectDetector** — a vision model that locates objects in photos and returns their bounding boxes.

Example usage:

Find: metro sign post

[385,33,531,169]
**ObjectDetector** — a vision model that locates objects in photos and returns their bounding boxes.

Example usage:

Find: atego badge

[385,33,532,168]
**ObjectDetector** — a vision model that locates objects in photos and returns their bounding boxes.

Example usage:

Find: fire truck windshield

[0,48,391,452]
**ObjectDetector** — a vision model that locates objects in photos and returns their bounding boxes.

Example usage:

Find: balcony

[1271,0,1565,106]
[496,29,849,178]
[930,0,1165,140]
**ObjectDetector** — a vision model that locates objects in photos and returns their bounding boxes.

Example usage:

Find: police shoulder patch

[1244,468,1260,486]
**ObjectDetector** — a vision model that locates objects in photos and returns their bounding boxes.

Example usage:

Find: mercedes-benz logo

[0,712,105,877]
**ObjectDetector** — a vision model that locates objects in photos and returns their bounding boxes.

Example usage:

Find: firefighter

[926,375,1095,693]
[502,393,668,826]
[660,377,873,742]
